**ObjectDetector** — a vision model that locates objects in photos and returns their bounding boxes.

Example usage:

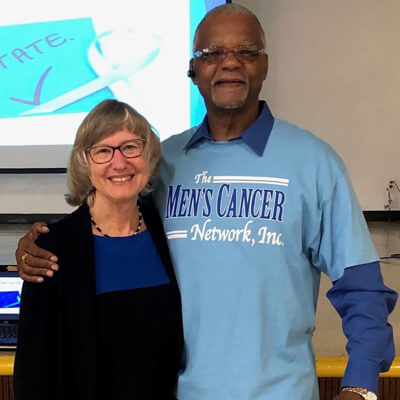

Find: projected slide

[0,0,225,168]
[1,18,111,118]
[0,1,193,146]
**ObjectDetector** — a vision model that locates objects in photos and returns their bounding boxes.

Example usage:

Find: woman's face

[87,128,150,206]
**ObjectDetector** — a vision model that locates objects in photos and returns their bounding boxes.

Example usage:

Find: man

[16,4,397,400]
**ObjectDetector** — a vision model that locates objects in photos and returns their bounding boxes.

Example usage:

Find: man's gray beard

[211,85,249,110]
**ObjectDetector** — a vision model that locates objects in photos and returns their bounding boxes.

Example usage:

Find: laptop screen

[0,272,23,321]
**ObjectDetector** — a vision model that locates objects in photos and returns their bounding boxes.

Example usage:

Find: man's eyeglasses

[193,45,264,63]
[87,139,145,164]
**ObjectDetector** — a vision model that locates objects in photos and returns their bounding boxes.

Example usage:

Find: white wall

[0,174,73,214]
[1,0,400,213]
[237,0,400,210]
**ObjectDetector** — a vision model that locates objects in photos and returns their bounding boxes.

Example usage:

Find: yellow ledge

[0,353,15,376]
[0,353,399,377]
[316,357,400,378]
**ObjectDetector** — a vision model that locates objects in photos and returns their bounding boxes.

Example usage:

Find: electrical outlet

[385,179,400,210]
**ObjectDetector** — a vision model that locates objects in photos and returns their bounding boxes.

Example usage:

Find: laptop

[0,271,23,349]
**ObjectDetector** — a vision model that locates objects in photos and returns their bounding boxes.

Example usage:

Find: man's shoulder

[273,118,340,156]
[274,119,328,145]
[273,118,349,180]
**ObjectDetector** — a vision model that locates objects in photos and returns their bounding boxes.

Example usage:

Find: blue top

[155,101,397,399]
[92,228,182,399]
[93,230,170,295]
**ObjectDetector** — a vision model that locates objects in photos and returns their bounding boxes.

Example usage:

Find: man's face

[191,12,268,113]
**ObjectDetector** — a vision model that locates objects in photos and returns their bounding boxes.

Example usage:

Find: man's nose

[221,50,242,68]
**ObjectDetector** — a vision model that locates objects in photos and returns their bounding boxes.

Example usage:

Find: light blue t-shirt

[154,110,378,400]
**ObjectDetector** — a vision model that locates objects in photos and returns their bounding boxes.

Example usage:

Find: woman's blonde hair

[66,99,161,206]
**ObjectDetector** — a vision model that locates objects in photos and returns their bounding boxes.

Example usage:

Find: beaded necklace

[90,206,142,237]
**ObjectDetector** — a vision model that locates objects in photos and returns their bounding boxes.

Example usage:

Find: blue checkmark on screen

[22,29,161,116]
[0,18,113,118]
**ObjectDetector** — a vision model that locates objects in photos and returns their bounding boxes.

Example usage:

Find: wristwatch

[341,386,377,400]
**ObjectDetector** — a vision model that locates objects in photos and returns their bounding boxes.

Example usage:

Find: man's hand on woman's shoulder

[15,222,59,283]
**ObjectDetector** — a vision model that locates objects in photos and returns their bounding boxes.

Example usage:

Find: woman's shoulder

[37,203,90,251]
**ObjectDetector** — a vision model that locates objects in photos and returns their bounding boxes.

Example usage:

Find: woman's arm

[14,232,59,400]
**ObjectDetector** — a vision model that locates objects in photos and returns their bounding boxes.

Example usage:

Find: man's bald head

[193,4,266,51]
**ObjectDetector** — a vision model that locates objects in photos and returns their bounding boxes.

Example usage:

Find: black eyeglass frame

[86,139,146,164]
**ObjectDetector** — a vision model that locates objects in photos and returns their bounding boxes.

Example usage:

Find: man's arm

[15,222,59,283]
[328,262,398,397]
[310,164,397,398]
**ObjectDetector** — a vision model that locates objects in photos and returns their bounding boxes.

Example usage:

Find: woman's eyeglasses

[87,139,145,164]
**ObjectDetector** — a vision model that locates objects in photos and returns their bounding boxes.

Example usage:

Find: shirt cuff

[341,357,381,393]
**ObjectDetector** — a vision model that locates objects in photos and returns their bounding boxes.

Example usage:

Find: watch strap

[341,386,377,400]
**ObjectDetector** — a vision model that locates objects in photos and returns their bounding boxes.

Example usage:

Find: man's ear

[187,59,197,84]
[262,53,268,81]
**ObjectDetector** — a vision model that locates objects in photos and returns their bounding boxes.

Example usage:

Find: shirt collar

[184,101,274,156]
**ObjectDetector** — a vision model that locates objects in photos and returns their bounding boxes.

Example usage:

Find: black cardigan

[14,200,183,400]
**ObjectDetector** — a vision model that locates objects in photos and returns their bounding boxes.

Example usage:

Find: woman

[14,100,183,400]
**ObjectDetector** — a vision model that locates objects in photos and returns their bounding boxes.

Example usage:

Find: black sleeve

[13,231,59,400]
[139,195,179,287]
